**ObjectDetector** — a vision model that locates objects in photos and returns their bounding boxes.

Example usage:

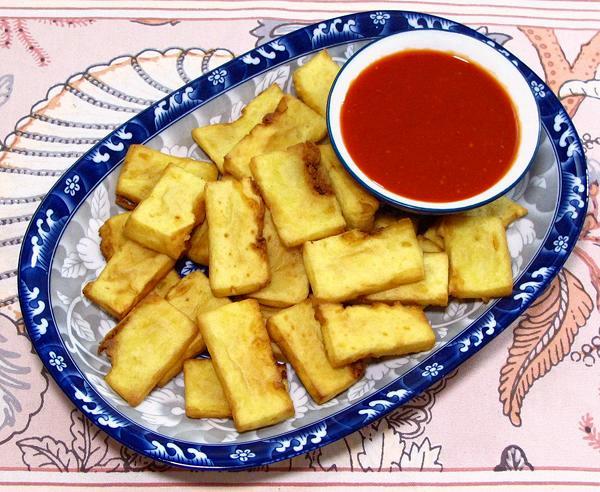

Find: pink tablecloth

[0,1,599,490]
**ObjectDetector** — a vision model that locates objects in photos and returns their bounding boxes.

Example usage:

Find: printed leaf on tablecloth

[499,268,593,426]
[356,421,405,472]
[69,409,118,471]
[16,436,78,471]
[386,371,455,439]
[392,437,443,471]
[494,444,534,471]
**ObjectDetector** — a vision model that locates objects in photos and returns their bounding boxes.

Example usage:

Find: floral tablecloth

[0,1,599,490]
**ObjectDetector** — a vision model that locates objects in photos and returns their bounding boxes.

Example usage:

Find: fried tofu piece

[99,212,130,260]
[83,241,174,319]
[167,270,231,320]
[124,165,207,259]
[251,143,346,247]
[158,271,230,386]
[152,270,181,297]
[270,342,287,363]
[192,84,284,172]
[363,252,449,306]
[303,219,424,302]
[423,222,445,250]
[258,305,287,362]
[293,50,340,117]
[373,210,418,234]
[198,299,294,432]
[418,235,443,253]
[184,359,289,419]
[206,178,270,296]
[260,305,281,320]
[461,196,528,227]
[318,144,379,231]
[267,301,363,404]
[224,95,327,179]
[249,210,309,307]
[187,220,209,265]
[440,216,513,299]
[99,294,197,406]
[316,303,436,367]
[116,144,217,208]
[184,359,230,418]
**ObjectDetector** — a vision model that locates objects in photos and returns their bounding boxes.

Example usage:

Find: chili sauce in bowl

[327,30,540,213]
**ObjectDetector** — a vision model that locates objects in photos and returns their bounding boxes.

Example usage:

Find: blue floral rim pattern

[17,10,588,470]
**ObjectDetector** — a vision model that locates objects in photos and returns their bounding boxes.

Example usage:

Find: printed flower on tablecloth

[230,448,255,462]
[48,351,67,371]
[370,12,390,25]
[421,362,443,377]
[64,175,80,196]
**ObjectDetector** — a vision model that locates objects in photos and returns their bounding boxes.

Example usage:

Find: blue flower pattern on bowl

[64,175,80,196]
[370,12,390,25]
[230,449,256,462]
[422,362,444,377]
[553,235,569,252]
[17,10,588,470]
[531,80,546,98]
[208,69,227,86]
[48,351,67,372]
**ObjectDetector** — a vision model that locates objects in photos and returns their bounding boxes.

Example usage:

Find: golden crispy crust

[302,142,333,196]
[115,195,137,210]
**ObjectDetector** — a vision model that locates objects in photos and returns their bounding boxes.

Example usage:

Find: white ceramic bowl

[327,30,541,213]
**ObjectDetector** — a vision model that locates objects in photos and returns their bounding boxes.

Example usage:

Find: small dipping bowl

[327,30,541,213]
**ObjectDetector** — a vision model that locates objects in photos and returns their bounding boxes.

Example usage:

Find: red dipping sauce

[340,50,519,202]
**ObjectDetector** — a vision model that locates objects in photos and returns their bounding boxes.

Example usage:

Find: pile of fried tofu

[86,50,527,433]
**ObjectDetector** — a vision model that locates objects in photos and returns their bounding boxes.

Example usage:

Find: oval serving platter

[18,11,587,470]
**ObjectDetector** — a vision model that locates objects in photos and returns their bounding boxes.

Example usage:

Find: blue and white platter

[18,11,587,470]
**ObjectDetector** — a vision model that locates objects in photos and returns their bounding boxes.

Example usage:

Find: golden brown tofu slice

[224,95,327,179]
[316,303,436,367]
[363,252,449,306]
[206,178,270,297]
[184,359,230,418]
[124,165,207,259]
[260,304,282,320]
[293,50,340,116]
[187,220,209,265]
[461,195,528,227]
[158,271,231,386]
[99,212,130,260]
[152,270,181,297]
[423,222,445,250]
[99,294,197,406]
[318,144,379,231]
[198,299,294,432]
[267,301,364,404]
[373,212,418,234]
[251,143,346,247]
[303,219,424,302]
[116,144,217,208]
[192,84,284,172]
[249,210,309,307]
[418,235,444,253]
[167,270,231,320]
[440,215,513,299]
[184,359,289,419]
[83,241,175,319]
